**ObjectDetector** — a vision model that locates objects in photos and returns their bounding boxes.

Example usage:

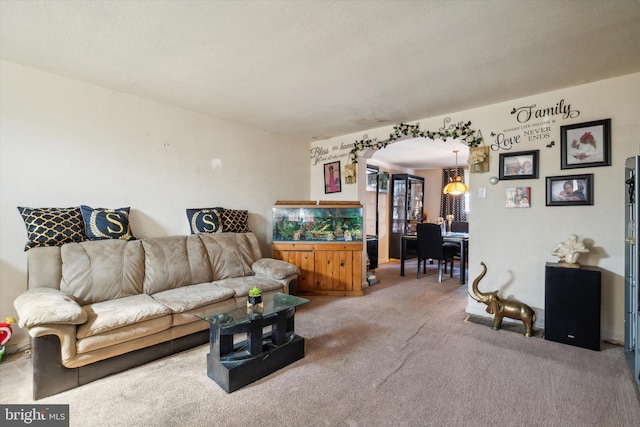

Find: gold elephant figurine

[470,262,537,337]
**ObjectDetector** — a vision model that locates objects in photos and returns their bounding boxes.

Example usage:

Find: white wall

[414,168,448,224]
[0,61,310,352]
[309,140,359,201]
[310,73,640,343]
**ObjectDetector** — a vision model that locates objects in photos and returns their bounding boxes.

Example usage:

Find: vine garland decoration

[348,121,482,164]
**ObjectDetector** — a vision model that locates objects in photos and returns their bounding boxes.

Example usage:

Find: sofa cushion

[77,317,172,354]
[198,233,256,280]
[26,246,63,290]
[80,205,135,241]
[252,258,300,280]
[142,235,213,294]
[61,239,145,305]
[17,206,86,251]
[77,294,171,339]
[214,276,285,297]
[171,299,238,327]
[221,209,250,232]
[151,282,235,313]
[14,288,87,328]
[186,208,224,234]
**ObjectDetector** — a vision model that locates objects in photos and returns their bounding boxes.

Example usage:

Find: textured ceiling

[1,1,639,168]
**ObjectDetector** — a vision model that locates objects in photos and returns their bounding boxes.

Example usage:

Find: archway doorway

[352,121,480,278]
[364,136,470,264]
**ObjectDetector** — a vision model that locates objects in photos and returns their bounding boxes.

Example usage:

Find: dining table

[400,232,469,284]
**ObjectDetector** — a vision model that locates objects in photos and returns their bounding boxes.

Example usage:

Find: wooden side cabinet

[544,262,601,351]
[273,242,363,296]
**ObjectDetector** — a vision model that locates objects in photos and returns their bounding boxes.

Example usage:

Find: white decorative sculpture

[551,234,589,268]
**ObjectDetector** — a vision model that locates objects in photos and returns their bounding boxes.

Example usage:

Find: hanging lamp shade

[442,150,469,195]
[443,176,469,195]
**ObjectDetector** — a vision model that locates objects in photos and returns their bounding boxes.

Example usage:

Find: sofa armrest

[252,258,300,280]
[14,288,87,328]
[30,324,79,365]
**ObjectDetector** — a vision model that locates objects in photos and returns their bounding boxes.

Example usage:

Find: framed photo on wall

[560,119,611,169]
[499,150,539,180]
[545,174,594,206]
[506,187,531,208]
[379,172,389,193]
[324,161,342,194]
[366,171,378,192]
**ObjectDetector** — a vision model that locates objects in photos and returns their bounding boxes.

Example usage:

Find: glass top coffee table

[195,292,309,393]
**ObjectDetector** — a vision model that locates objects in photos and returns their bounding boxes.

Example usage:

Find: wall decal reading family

[510,99,580,123]
[489,98,581,151]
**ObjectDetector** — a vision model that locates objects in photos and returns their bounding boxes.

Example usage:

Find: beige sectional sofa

[13,232,299,399]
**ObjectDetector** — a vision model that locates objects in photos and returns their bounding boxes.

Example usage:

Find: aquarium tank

[272,204,363,242]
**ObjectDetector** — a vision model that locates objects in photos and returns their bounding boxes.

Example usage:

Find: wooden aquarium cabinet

[272,201,364,296]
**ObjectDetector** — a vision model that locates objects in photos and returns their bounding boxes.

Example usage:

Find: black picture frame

[366,171,378,192]
[324,161,342,194]
[545,174,594,206]
[498,150,539,180]
[379,172,389,193]
[367,171,390,193]
[560,119,611,169]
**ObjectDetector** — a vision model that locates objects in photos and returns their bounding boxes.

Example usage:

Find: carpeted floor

[2,261,640,427]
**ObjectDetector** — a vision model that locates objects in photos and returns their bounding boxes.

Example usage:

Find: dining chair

[416,223,458,282]
[450,221,469,232]
[448,221,469,265]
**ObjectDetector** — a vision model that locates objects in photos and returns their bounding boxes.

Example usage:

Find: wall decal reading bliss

[310,142,354,166]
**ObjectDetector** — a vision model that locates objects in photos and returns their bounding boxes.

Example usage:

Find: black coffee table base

[197,294,310,393]
[207,334,305,393]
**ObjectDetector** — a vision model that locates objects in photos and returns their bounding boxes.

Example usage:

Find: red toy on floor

[0,317,16,362]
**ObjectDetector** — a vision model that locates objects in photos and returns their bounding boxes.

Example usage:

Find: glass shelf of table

[195,293,310,329]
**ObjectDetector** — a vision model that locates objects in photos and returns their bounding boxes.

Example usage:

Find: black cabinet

[389,174,424,259]
[366,236,378,270]
[366,165,381,271]
[545,262,601,351]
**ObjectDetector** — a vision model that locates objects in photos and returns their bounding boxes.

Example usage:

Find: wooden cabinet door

[273,248,315,293]
[273,243,363,296]
[314,249,362,295]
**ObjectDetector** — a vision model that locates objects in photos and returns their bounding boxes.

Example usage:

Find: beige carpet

[2,261,640,427]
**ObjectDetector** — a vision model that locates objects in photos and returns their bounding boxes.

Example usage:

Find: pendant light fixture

[442,150,469,195]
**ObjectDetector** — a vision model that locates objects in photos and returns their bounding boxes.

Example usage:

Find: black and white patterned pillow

[18,206,87,251]
[186,208,224,234]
